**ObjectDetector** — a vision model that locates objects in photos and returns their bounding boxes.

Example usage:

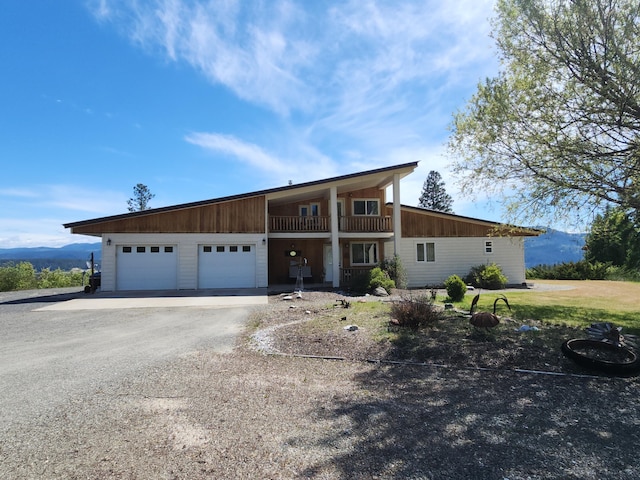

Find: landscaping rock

[372,287,389,297]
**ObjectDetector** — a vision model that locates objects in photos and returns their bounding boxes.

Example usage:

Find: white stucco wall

[386,236,526,288]
[99,233,268,291]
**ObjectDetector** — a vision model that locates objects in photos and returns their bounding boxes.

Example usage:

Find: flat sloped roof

[64,161,418,229]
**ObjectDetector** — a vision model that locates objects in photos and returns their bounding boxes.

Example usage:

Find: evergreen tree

[127,184,155,212]
[418,170,453,213]
[585,206,640,269]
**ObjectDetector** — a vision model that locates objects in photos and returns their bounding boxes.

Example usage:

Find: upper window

[351,242,378,265]
[416,242,435,262]
[353,199,379,216]
[300,203,321,216]
[485,241,493,254]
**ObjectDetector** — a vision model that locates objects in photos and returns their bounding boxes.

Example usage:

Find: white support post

[330,186,340,288]
[393,173,401,255]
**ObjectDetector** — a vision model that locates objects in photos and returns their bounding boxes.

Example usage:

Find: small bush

[368,267,395,293]
[390,295,444,329]
[350,267,395,294]
[444,274,467,302]
[466,263,507,290]
[379,254,408,289]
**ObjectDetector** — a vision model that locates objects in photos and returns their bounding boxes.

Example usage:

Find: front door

[324,244,333,282]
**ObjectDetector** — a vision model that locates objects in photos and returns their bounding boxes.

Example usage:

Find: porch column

[393,173,401,255]
[330,186,340,288]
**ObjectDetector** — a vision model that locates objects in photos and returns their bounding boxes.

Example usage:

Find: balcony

[269,215,393,233]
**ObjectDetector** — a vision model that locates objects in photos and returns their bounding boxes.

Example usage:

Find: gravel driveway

[2,288,639,479]
[0,288,254,440]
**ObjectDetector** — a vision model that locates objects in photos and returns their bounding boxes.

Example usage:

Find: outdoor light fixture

[262,238,266,245]
[106,238,112,246]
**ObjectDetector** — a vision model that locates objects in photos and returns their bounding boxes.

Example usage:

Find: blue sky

[0,0,501,248]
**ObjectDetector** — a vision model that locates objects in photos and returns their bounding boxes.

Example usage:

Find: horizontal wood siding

[388,236,526,288]
[72,196,266,235]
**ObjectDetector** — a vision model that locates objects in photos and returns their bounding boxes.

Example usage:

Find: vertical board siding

[71,196,266,235]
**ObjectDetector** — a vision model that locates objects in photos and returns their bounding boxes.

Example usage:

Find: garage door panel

[198,245,255,288]
[116,245,177,291]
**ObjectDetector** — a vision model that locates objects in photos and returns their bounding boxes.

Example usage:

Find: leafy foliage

[466,263,508,290]
[389,295,444,329]
[449,0,640,225]
[379,254,408,289]
[127,183,155,212]
[444,274,467,302]
[418,170,453,213]
[0,262,84,292]
[585,206,640,269]
[367,267,396,294]
[526,260,609,280]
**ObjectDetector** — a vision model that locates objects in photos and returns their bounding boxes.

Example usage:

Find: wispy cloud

[90,0,499,205]
[185,132,288,173]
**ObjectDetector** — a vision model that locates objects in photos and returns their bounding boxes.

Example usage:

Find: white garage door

[116,245,178,291]
[198,244,256,288]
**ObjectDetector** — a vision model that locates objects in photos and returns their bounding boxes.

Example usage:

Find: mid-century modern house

[64,162,539,292]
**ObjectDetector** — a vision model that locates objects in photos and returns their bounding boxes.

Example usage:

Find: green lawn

[452,280,640,333]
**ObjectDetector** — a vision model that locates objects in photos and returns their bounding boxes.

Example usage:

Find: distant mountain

[0,243,102,270]
[525,228,586,268]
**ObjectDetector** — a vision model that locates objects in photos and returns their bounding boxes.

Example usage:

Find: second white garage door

[198,244,256,288]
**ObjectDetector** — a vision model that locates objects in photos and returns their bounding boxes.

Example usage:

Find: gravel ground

[1,289,639,479]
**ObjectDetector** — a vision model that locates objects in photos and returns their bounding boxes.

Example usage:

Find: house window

[300,203,320,216]
[242,246,251,252]
[485,241,493,254]
[136,246,146,253]
[351,242,378,265]
[230,246,238,252]
[122,246,132,253]
[203,246,212,253]
[164,246,173,253]
[150,246,160,253]
[353,199,379,216]
[216,246,225,252]
[416,242,435,262]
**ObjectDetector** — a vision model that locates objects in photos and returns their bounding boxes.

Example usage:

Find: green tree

[418,170,453,213]
[449,0,640,225]
[127,183,155,212]
[585,206,640,268]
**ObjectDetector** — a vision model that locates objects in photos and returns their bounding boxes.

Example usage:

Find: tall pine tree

[418,171,453,213]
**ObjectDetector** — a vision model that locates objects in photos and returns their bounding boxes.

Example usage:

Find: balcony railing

[270,216,330,232]
[340,266,374,286]
[340,215,393,232]
[269,215,393,233]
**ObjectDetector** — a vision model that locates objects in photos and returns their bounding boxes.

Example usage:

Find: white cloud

[185,132,290,174]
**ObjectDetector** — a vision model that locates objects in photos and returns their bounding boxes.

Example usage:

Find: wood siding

[399,209,530,238]
[72,196,266,235]
[268,238,326,284]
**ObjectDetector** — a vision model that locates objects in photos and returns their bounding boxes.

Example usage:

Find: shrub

[390,295,444,329]
[444,274,467,302]
[379,254,408,289]
[466,263,507,290]
[368,267,396,293]
[526,260,609,280]
[349,267,395,294]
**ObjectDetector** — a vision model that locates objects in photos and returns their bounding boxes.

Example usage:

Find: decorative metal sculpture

[469,293,511,329]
